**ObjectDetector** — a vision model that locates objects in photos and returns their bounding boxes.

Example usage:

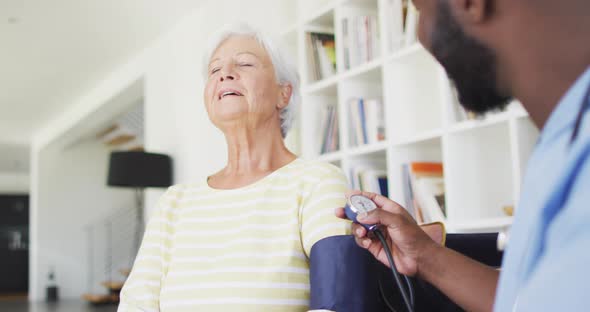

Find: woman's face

[204,35,289,132]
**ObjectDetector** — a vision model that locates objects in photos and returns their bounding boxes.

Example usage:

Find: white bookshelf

[280,0,540,233]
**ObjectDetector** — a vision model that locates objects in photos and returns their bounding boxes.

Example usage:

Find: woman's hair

[202,23,300,138]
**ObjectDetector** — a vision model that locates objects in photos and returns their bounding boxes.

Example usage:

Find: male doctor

[336,0,590,311]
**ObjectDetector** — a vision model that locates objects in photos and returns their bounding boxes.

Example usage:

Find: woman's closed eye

[209,63,251,76]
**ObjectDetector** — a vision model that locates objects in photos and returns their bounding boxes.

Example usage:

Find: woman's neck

[221,123,296,176]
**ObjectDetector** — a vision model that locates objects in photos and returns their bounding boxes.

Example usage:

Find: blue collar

[539,66,590,145]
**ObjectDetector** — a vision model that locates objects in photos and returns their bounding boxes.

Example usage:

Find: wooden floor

[0,298,118,312]
[0,292,27,301]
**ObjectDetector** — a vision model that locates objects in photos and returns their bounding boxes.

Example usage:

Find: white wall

[0,172,29,194]
[34,141,134,299]
[30,0,297,300]
[0,142,30,193]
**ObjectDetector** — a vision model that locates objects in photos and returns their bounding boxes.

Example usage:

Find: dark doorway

[0,195,29,297]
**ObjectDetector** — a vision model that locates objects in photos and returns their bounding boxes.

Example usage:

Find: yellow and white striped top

[118,158,350,312]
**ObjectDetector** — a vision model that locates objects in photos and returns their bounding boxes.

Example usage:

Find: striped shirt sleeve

[300,165,351,257]
[118,186,179,312]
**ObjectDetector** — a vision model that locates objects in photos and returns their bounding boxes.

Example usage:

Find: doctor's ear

[449,0,491,25]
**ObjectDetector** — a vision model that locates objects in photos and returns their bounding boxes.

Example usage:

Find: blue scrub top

[495,66,590,311]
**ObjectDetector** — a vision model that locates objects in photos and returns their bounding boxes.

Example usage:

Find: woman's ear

[278,83,293,110]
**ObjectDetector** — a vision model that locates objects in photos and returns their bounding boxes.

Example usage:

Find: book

[358,99,368,144]
[404,1,419,46]
[349,159,387,196]
[317,38,336,78]
[384,0,404,53]
[359,169,388,195]
[348,97,386,147]
[364,99,378,145]
[378,176,389,198]
[348,98,362,147]
[340,14,380,70]
[402,162,446,223]
[363,98,386,144]
[401,164,416,219]
[329,106,339,152]
[413,177,446,223]
[342,18,350,70]
[319,105,339,154]
[318,105,330,154]
[306,32,336,81]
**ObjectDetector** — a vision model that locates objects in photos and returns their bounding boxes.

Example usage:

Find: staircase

[82,102,146,305]
[96,103,144,151]
[83,205,138,305]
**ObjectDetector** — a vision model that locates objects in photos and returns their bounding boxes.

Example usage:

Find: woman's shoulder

[159,181,209,201]
[290,158,346,179]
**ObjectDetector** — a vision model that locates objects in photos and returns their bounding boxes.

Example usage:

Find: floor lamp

[107,151,172,253]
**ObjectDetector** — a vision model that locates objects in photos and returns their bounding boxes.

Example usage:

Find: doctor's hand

[335,190,443,278]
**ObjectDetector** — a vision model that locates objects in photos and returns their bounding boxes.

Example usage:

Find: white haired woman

[118,23,350,311]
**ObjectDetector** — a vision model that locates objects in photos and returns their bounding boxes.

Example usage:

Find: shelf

[388,137,443,206]
[294,0,536,234]
[392,128,444,147]
[340,57,383,82]
[445,121,514,223]
[303,25,335,35]
[507,99,528,118]
[317,150,344,162]
[300,82,339,158]
[448,216,513,233]
[513,109,529,119]
[385,43,425,63]
[304,57,383,94]
[384,49,444,140]
[511,115,540,198]
[305,75,340,94]
[301,0,345,27]
[448,111,513,134]
[448,99,530,134]
[280,22,300,38]
[347,141,389,157]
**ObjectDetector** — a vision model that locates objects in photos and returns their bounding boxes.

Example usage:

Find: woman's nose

[219,66,236,82]
[220,73,235,81]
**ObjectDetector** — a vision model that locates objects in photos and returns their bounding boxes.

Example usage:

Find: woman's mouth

[218,88,244,100]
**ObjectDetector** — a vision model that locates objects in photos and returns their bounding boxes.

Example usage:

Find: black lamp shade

[107,151,172,188]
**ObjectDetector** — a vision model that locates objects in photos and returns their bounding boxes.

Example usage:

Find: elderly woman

[118,23,350,311]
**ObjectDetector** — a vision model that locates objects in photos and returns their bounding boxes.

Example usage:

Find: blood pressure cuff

[309,234,502,312]
[309,235,389,311]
